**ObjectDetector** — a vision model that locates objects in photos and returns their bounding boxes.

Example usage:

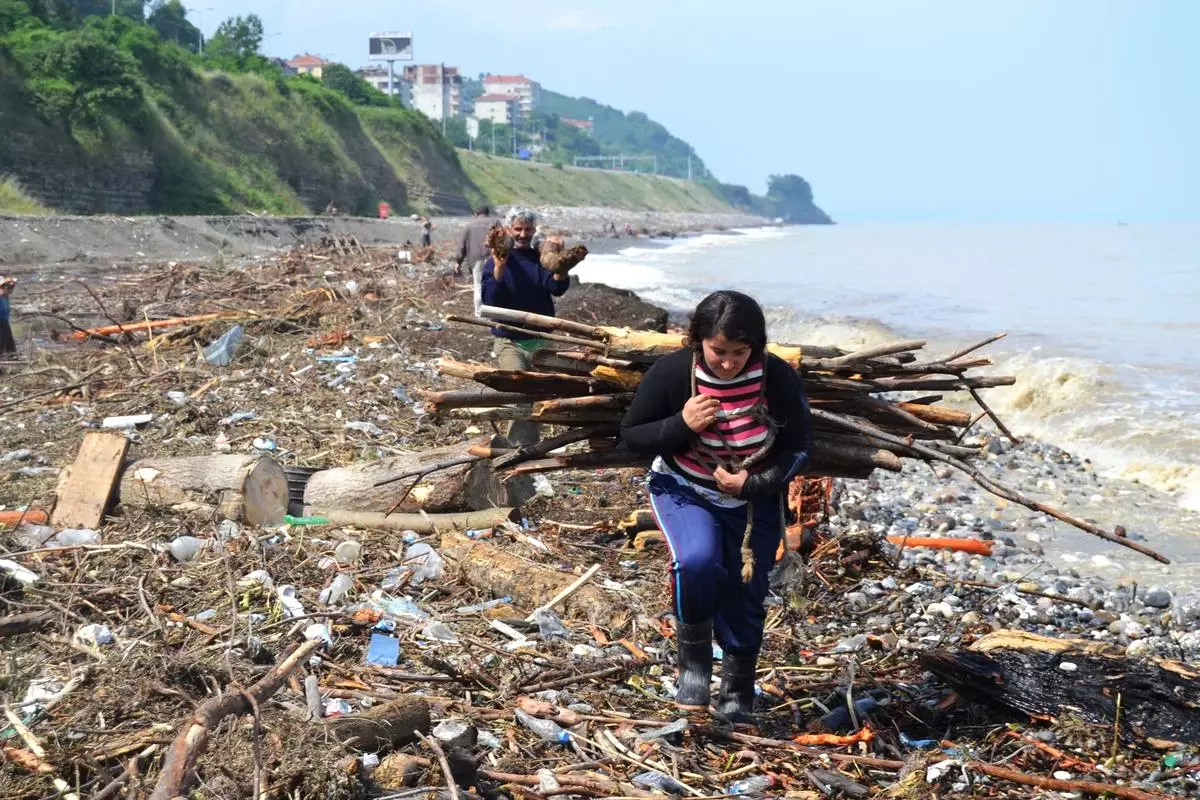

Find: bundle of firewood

[419,305,1168,564]
[429,304,1011,478]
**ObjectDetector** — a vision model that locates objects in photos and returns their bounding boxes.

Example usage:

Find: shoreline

[0,207,769,271]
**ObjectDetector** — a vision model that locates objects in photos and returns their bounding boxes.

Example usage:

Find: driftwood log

[439,530,615,624]
[324,697,431,752]
[118,454,287,526]
[303,439,532,514]
[301,506,519,534]
[921,629,1200,744]
[149,639,321,800]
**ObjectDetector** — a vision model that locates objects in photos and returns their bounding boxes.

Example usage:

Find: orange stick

[792,727,875,747]
[0,509,48,526]
[68,312,241,341]
[886,536,993,556]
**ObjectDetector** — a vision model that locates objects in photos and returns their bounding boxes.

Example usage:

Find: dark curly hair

[686,290,767,355]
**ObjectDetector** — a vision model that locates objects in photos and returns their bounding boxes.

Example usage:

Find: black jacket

[619,347,812,499]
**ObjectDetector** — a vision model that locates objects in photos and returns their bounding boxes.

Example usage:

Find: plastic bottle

[727,775,777,795]
[454,597,511,614]
[633,771,691,794]
[514,708,571,744]
[284,514,330,526]
[319,574,353,605]
[52,528,101,546]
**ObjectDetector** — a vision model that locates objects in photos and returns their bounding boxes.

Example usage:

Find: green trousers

[493,337,544,447]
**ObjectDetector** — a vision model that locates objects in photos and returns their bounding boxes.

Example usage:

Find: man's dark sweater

[479,247,570,340]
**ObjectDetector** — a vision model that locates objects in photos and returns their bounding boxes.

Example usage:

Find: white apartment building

[356,65,412,107]
[481,74,541,118]
[474,94,519,126]
[403,64,463,120]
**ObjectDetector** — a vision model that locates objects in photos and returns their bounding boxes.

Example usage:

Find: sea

[573,222,1200,577]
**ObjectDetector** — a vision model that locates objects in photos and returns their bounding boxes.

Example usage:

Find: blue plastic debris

[365,633,400,666]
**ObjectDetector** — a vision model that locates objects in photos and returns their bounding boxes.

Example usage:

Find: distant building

[403,64,463,120]
[561,117,593,133]
[273,57,298,76]
[287,53,330,79]
[474,94,520,126]
[356,65,412,107]
[481,74,540,118]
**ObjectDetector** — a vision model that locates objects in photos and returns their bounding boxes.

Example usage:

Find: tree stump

[119,454,287,526]
[303,439,532,514]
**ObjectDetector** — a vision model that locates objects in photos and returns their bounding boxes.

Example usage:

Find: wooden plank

[51,432,130,529]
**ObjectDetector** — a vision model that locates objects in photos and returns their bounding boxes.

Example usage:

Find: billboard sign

[369,32,413,61]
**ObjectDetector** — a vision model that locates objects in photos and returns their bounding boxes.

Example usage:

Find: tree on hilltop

[146,0,199,52]
[205,13,261,61]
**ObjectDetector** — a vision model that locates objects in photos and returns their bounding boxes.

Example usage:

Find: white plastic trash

[53,528,101,546]
[101,413,154,430]
[74,623,115,647]
[169,535,206,563]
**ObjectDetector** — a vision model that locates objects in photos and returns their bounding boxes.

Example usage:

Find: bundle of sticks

[423,305,1167,563]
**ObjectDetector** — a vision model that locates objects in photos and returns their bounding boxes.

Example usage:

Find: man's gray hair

[506,206,538,226]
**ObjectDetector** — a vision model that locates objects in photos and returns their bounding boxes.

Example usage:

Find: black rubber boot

[673,619,713,711]
[715,652,758,727]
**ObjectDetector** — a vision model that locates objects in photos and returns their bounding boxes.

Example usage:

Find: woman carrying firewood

[620,290,812,726]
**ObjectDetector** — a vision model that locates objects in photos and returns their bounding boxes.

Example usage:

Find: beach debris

[50,431,129,529]
[922,629,1200,744]
[117,454,288,526]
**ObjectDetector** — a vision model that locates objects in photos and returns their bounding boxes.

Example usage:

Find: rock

[1142,586,1173,610]
[960,611,982,626]
[924,602,954,619]
[844,591,871,612]
[1066,586,1096,607]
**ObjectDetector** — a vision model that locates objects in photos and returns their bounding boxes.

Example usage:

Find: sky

[189,1,1200,222]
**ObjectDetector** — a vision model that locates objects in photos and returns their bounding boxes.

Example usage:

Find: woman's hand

[682,395,719,433]
[713,466,748,496]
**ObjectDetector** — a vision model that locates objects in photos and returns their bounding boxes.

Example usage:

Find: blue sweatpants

[647,471,782,657]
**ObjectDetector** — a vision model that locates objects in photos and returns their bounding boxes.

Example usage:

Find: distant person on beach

[456,205,497,314]
[0,276,17,357]
[620,290,812,725]
[480,207,571,447]
[418,216,434,247]
[623,222,634,237]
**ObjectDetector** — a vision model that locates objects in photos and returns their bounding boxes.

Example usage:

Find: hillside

[459,151,731,212]
[0,20,482,216]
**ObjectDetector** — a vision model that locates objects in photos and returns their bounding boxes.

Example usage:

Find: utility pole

[192,7,213,55]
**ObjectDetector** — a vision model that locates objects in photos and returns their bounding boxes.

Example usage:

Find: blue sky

[190,1,1200,221]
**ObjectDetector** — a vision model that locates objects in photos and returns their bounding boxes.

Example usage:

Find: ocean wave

[981,350,1200,508]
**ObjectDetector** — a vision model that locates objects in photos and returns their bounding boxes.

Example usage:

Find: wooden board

[51,431,130,529]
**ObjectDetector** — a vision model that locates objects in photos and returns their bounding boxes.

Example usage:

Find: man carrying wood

[481,207,571,447]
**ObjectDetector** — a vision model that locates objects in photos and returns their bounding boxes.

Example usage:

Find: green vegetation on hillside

[0,175,52,214]
[460,151,730,212]
[0,2,481,214]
